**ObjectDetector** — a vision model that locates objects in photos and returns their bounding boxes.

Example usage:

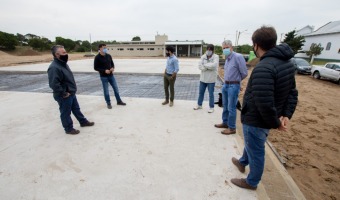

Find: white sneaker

[208,108,214,113]
[193,105,202,110]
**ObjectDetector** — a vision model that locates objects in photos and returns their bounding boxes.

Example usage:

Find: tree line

[0,31,118,53]
[0,30,323,59]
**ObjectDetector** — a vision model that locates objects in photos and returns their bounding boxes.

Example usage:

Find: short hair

[252,26,277,51]
[166,46,175,53]
[51,45,64,57]
[98,43,106,49]
[206,44,214,51]
[222,40,233,47]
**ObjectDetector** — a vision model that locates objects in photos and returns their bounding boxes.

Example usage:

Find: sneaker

[193,105,202,110]
[80,121,95,127]
[107,104,112,109]
[162,101,169,105]
[65,129,80,135]
[169,101,174,107]
[117,101,126,106]
[208,108,214,113]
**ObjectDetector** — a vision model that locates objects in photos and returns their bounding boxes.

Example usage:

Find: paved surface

[0,59,305,200]
[0,72,222,101]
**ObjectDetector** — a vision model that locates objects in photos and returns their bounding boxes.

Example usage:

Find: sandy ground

[220,66,340,200]
[0,51,339,199]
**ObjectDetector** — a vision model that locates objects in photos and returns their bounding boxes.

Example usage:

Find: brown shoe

[214,123,228,128]
[65,129,80,135]
[162,101,169,105]
[231,178,257,190]
[80,121,95,127]
[232,157,245,173]
[221,128,236,135]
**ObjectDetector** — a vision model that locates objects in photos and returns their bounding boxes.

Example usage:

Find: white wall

[296,33,340,61]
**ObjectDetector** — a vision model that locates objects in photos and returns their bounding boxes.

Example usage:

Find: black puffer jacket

[241,43,298,129]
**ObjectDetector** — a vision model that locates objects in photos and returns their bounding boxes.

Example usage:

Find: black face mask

[59,54,68,63]
[166,52,170,57]
[252,46,258,58]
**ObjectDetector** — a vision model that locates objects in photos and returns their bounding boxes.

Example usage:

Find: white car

[311,62,340,84]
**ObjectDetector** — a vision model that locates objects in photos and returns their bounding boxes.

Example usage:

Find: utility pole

[90,33,92,54]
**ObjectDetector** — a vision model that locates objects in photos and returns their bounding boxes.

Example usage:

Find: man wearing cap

[214,40,248,135]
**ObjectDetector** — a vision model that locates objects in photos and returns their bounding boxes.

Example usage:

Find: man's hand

[170,73,176,80]
[278,116,289,131]
[110,68,114,72]
[105,69,111,74]
[63,92,70,98]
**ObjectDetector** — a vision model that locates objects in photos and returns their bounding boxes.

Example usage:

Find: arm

[203,54,219,70]
[282,78,298,119]
[198,56,207,71]
[48,67,67,97]
[252,65,281,128]
[237,54,248,80]
[94,56,106,73]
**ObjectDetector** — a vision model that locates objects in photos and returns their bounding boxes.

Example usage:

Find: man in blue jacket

[48,45,94,135]
[230,26,298,190]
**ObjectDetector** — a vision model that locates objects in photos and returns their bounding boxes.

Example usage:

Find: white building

[106,34,204,57]
[295,21,340,61]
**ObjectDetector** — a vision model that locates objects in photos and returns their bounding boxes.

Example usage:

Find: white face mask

[206,50,213,56]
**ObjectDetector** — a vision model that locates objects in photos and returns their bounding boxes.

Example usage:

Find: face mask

[253,45,258,57]
[223,48,231,56]
[103,48,108,54]
[166,52,170,57]
[59,54,68,63]
[206,50,213,56]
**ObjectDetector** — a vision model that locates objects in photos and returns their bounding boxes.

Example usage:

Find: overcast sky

[0,0,339,46]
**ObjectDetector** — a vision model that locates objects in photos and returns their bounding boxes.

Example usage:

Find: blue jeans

[54,94,88,132]
[197,81,215,108]
[100,75,122,105]
[221,83,240,129]
[239,124,269,187]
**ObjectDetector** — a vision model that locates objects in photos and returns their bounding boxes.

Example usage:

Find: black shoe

[66,129,80,135]
[80,121,95,127]
[117,101,126,106]
[107,104,112,109]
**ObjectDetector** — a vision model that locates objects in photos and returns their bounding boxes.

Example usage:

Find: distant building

[106,34,203,57]
[295,21,340,61]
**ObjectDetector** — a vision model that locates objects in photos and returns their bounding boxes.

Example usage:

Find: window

[326,42,331,51]
[333,64,340,71]
[338,48,340,54]
[137,48,144,51]
[147,48,155,50]
[117,48,124,51]
[127,48,134,51]
[325,64,333,69]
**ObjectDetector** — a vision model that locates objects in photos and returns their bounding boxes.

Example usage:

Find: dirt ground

[0,51,339,200]
[220,65,340,200]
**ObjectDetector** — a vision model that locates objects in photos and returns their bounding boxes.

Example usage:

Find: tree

[28,37,52,51]
[306,43,324,64]
[55,37,76,52]
[132,36,141,41]
[237,44,252,54]
[282,30,305,55]
[0,31,18,50]
[16,33,27,46]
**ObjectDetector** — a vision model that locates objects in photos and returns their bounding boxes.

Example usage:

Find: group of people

[47,25,298,191]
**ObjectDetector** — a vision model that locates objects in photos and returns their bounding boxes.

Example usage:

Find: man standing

[48,45,94,135]
[215,40,248,135]
[94,44,126,109]
[230,26,298,190]
[194,44,219,113]
[162,46,179,107]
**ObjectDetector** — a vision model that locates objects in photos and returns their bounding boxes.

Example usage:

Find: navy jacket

[47,58,77,97]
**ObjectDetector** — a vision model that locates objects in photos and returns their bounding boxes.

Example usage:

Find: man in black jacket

[48,45,94,135]
[230,26,298,190]
[94,44,126,109]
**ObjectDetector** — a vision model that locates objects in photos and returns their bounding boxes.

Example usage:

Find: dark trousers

[54,94,88,132]
[163,74,176,102]
[100,75,122,105]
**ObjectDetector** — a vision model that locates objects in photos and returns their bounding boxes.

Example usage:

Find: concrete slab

[0,58,201,75]
[0,91,259,200]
